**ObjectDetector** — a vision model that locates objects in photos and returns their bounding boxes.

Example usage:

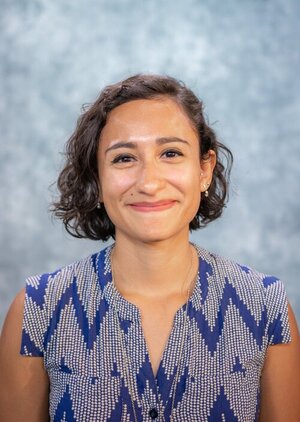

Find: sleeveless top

[20,244,291,421]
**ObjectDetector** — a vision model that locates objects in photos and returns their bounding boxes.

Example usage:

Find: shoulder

[194,243,292,346]
[0,288,27,352]
[195,243,285,294]
[1,288,26,339]
[18,245,113,357]
[194,244,291,330]
[24,244,113,300]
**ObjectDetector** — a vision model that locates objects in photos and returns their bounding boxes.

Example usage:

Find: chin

[133,226,189,245]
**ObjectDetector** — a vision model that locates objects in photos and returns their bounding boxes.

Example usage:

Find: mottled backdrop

[1,0,299,328]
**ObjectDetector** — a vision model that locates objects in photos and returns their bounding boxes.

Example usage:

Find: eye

[162,149,184,158]
[111,154,136,164]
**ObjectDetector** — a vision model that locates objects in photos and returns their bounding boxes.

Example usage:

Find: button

[149,407,159,419]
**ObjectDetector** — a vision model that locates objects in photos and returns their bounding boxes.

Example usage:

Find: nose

[135,161,166,195]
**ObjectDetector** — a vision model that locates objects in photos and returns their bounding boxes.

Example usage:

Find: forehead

[100,98,198,143]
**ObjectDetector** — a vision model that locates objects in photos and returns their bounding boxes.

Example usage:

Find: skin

[0,288,49,421]
[0,97,299,420]
[98,97,211,248]
[97,98,215,376]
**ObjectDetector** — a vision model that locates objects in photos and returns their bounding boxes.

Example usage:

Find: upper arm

[259,302,300,422]
[0,288,50,422]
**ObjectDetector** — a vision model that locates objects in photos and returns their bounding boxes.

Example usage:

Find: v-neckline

[102,243,203,385]
[150,300,191,380]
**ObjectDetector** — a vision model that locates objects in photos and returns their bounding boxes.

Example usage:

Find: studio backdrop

[1,0,299,327]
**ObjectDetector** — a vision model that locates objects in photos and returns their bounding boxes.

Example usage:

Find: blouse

[20,243,291,421]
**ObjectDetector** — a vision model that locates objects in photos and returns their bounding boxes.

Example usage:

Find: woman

[0,74,299,422]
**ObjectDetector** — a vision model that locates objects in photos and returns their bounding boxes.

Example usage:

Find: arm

[259,302,300,422]
[0,288,50,422]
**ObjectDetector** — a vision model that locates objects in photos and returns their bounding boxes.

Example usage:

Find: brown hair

[52,74,233,241]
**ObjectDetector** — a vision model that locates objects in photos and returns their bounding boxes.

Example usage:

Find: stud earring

[96,202,102,209]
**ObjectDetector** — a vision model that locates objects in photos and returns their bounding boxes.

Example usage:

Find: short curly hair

[52,74,233,241]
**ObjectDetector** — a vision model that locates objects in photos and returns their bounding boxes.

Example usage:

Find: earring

[96,202,102,209]
[203,183,209,198]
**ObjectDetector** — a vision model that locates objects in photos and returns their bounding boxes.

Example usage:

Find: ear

[200,150,216,192]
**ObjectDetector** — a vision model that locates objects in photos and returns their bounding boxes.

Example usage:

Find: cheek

[100,170,134,200]
[169,164,201,192]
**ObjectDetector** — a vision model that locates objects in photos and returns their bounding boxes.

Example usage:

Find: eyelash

[111,149,183,164]
[162,149,183,158]
[111,154,135,164]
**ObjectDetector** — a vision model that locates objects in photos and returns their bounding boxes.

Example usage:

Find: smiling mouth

[128,200,177,212]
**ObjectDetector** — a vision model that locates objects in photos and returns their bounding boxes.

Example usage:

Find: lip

[128,200,177,212]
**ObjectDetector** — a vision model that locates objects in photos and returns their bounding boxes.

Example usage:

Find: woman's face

[97,97,215,245]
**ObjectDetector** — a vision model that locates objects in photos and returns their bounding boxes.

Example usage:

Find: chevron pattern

[21,244,291,421]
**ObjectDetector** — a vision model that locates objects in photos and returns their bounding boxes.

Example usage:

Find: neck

[111,233,198,298]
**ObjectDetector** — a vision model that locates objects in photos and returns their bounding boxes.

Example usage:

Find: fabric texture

[20,244,291,421]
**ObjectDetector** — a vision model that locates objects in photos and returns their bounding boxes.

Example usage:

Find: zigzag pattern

[21,244,291,421]
[43,276,109,351]
[189,277,266,353]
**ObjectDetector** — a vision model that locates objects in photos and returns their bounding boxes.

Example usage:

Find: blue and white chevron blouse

[21,244,291,421]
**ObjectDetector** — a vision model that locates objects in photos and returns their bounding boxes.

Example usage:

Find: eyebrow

[105,137,190,154]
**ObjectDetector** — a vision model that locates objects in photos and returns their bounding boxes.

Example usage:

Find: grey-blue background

[1,0,299,328]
